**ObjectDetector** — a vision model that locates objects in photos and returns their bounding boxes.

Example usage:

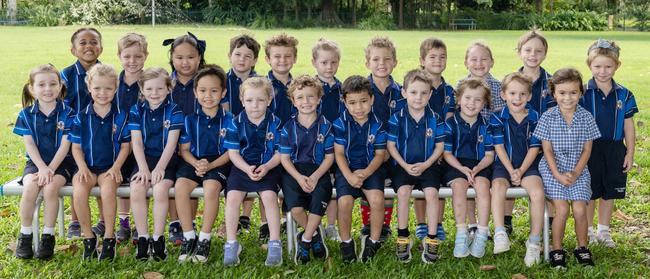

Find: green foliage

[624,0,650,31]
[456,10,607,31]
[358,12,396,30]
[16,0,73,26]
[69,0,145,25]
[250,13,279,29]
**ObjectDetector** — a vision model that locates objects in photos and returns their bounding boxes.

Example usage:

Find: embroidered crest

[367,134,375,144]
[266,132,274,141]
[163,120,171,129]
[389,100,396,109]
[56,121,65,131]
[477,134,484,143]
[444,95,451,105]
[220,128,227,137]
[542,89,550,98]
[317,133,325,143]
[616,100,623,110]
[112,124,117,134]
[426,128,433,138]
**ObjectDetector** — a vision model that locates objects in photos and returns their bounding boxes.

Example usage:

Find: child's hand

[151,167,165,185]
[297,175,314,193]
[410,163,428,176]
[245,165,258,181]
[76,167,92,183]
[352,169,368,180]
[131,170,151,186]
[345,173,363,188]
[623,153,634,173]
[554,172,572,187]
[464,166,476,185]
[37,166,54,186]
[511,169,522,186]
[254,164,269,180]
[105,167,123,184]
[195,159,209,173]
[307,174,320,189]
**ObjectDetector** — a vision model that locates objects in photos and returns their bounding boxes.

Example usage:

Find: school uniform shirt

[580,78,639,141]
[533,106,601,201]
[171,71,197,116]
[443,112,494,160]
[428,77,456,118]
[368,74,406,125]
[61,60,99,113]
[279,114,334,165]
[179,106,233,159]
[519,66,555,114]
[68,103,130,169]
[115,71,140,114]
[387,107,445,164]
[13,100,75,163]
[224,110,282,166]
[128,98,184,158]
[457,73,504,121]
[489,106,541,166]
[268,71,296,126]
[332,111,387,170]
[221,69,257,116]
[318,76,345,123]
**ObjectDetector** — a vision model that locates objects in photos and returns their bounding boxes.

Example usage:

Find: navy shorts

[176,156,230,187]
[282,163,333,216]
[443,158,492,186]
[334,165,386,199]
[226,165,281,193]
[131,155,179,182]
[391,163,443,191]
[491,157,541,184]
[20,157,76,184]
[589,140,628,200]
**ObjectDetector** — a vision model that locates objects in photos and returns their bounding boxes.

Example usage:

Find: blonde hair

[586,39,621,66]
[419,37,447,60]
[517,30,548,54]
[312,38,341,60]
[240,76,273,100]
[403,69,434,90]
[287,75,323,101]
[86,64,119,89]
[456,78,492,109]
[118,32,148,55]
[465,41,494,62]
[501,72,532,95]
[264,33,299,57]
[138,67,172,100]
[365,36,397,61]
[22,64,66,108]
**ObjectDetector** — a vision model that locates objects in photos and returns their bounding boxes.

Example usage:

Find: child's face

[230,45,257,74]
[458,88,487,118]
[312,50,340,80]
[365,47,397,79]
[501,80,532,114]
[265,46,296,75]
[71,31,103,65]
[344,91,373,122]
[89,76,117,106]
[420,47,447,76]
[30,73,62,104]
[519,38,546,69]
[119,45,147,75]
[194,75,225,111]
[141,77,170,108]
[553,81,582,112]
[172,43,201,77]
[464,46,493,78]
[241,87,272,120]
[404,80,432,112]
[291,86,321,116]
[589,55,618,84]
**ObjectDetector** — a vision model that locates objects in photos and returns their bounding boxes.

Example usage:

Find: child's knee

[397,186,412,200]
[338,196,354,210]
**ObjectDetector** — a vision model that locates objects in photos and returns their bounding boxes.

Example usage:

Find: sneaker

[504,217,514,236]
[131,228,139,245]
[436,223,446,241]
[311,226,328,259]
[588,229,597,245]
[223,241,242,266]
[573,246,595,266]
[151,236,168,261]
[469,230,488,258]
[280,219,287,234]
[258,223,270,244]
[324,224,340,241]
[67,221,81,240]
[340,240,357,263]
[467,226,477,245]
[596,230,616,248]
[238,216,251,234]
[135,237,150,261]
[294,232,311,264]
[35,234,55,260]
[178,237,197,262]
[15,233,33,259]
[415,224,428,241]
[421,237,440,264]
[265,240,283,266]
[116,217,131,243]
[360,224,370,236]
[360,235,381,263]
[549,249,567,269]
[91,221,106,238]
[193,238,211,263]
[453,233,470,258]
[168,222,183,246]
[379,225,391,243]
[395,236,412,263]
[523,241,541,267]
[493,231,511,254]
[82,237,98,260]
[99,238,116,261]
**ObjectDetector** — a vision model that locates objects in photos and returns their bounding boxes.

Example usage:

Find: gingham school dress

[533,106,601,201]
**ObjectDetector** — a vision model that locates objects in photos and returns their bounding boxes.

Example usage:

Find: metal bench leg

[543,203,550,261]
[32,196,42,251]
[58,197,65,238]
[286,211,294,256]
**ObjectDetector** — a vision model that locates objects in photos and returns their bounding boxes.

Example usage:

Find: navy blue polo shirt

[279,114,334,165]
[221,69,257,116]
[171,71,197,116]
[332,111,386,169]
[444,112,494,160]
[519,67,555,113]
[428,77,456,118]
[128,98,184,158]
[68,103,130,169]
[580,78,638,141]
[268,71,296,126]
[179,106,233,159]
[387,107,445,164]
[61,60,100,113]
[115,71,140,114]
[489,106,541,166]
[369,74,405,125]
[13,100,75,163]
[318,77,345,123]
[224,110,282,166]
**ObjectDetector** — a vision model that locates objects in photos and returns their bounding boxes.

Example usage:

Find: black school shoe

[360,235,381,263]
[15,233,33,259]
[135,237,150,261]
[99,238,117,261]
[178,237,197,262]
[83,237,99,260]
[312,227,328,259]
[549,249,567,269]
[193,238,211,263]
[258,223,270,244]
[340,239,357,263]
[35,234,55,260]
[151,236,168,261]
[294,232,311,264]
[573,246,595,266]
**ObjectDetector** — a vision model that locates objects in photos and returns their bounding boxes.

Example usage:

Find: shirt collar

[84,101,116,117]
[454,111,485,127]
[142,96,172,112]
[586,77,620,93]
[368,74,399,94]
[30,100,65,115]
[228,68,257,81]
[267,71,292,86]
[317,76,341,89]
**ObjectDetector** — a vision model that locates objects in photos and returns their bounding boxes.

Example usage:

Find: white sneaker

[597,230,616,248]
[588,229,597,245]
[493,231,511,254]
[524,241,541,267]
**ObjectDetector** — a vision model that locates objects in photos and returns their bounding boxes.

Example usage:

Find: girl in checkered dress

[533,68,601,269]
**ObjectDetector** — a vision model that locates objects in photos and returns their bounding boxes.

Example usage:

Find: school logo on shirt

[389,100,396,109]
[220,128,227,137]
[56,121,65,131]
[317,133,325,143]
[426,128,433,138]
[163,120,171,129]
[112,124,117,134]
[616,100,623,110]
[542,89,550,97]
[477,135,484,143]
[444,96,450,105]
[266,132,274,141]
[367,134,375,144]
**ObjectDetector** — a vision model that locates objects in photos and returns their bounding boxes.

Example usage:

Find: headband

[588,39,619,56]
[162,32,206,56]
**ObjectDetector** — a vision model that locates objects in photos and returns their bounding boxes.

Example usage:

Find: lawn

[0,25,649,278]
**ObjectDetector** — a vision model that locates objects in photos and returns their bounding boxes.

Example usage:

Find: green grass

[1,25,649,278]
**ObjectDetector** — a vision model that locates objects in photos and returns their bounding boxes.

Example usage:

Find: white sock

[478,225,489,234]
[183,230,196,240]
[152,234,161,241]
[119,214,129,220]
[597,224,610,233]
[20,226,32,235]
[227,239,237,244]
[140,233,150,239]
[456,224,467,234]
[342,238,352,243]
[261,221,268,226]
[468,223,478,229]
[199,231,211,241]
[170,220,180,225]
[301,235,312,243]
[42,226,55,236]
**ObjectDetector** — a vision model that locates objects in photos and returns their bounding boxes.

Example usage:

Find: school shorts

[443,158,492,186]
[391,163,443,191]
[130,154,179,182]
[491,156,541,183]
[334,165,386,199]
[589,140,628,200]
[281,163,333,216]
[176,156,230,188]
[226,165,281,193]
[20,157,76,184]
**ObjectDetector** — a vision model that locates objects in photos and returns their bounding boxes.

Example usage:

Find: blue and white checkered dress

[457,73,504,121]
[533,106,601,201]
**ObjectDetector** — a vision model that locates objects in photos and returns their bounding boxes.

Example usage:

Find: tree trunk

[7,0,16,21]
[536,0,542,13]
[321,0,343,25]
[399,0,404,28]
[307,5,312,20]
[352,0,357,27]
[550,0,554,13]
[295,1,299,21]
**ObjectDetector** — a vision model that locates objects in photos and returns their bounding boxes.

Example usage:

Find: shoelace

[577,251,591,260]
[553,253,564,261]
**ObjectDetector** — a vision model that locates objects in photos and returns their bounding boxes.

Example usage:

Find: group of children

[12,27,637,270]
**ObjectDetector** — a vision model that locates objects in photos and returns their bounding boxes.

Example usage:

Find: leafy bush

[358,12,396,30]
[69,0,144,25]
[455,10,606,31]
[17,0,73,26]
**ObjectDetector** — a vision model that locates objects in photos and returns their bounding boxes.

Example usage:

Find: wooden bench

[450,18,477,30]
[0,19,29,25]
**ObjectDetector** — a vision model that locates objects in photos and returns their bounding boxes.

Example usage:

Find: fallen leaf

[512,274,527,279]
[614,209,635,222]
[637,120,645,128]
[283,270,295,276]
[118,246,131,257]
[6,243,16,253]
[55,244,79,254]
[480,265,496,271]
[0,210,11,217]
[142,272,164,279]
[261,243,268,250]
